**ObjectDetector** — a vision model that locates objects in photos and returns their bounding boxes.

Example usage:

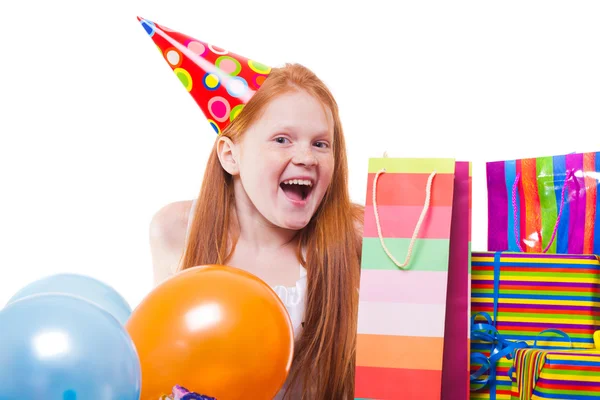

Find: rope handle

[372,157,436,269]
[511,169,574,252]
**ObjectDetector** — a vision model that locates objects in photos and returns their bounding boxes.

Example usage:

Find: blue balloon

[0,293,141,399]
[5,273,132,325]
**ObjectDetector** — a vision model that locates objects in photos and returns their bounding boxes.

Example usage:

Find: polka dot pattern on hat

[137,16,272,134]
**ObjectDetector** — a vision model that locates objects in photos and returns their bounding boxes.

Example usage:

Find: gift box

[511,347,600,400]
[469,252,600,399]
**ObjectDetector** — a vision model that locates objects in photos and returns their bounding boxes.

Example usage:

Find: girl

[142,18,364,399]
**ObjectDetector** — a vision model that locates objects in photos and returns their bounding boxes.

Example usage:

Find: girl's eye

[275,137,289,144]
[314,141,329,148]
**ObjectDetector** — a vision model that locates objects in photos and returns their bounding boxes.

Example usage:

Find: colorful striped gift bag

[510,347,600,400]
[470,252,600,400]
[486,151,600,254]
[355,157,471,399]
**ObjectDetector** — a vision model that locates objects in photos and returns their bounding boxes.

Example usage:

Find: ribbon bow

[469,311,572,399]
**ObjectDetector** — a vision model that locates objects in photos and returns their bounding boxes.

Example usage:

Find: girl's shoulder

[149,200,196,284]
[149,200,195,250]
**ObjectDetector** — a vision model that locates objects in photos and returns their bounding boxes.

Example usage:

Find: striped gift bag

[470,252,600,400]
[486,151,600,254]
[355,157,471,399]
[511,347,600,400]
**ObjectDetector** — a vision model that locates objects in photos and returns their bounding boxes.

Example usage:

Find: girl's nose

[292,146,317,167]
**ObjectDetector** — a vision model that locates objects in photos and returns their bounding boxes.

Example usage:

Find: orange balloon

[125,265,294,400]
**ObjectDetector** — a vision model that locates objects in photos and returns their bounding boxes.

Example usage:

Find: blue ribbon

[470,312,572,396]
[470,312,529,394]
[469,252,573,399]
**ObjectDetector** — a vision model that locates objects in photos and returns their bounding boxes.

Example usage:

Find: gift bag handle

[511,169,574,253]
[372,158,436,269]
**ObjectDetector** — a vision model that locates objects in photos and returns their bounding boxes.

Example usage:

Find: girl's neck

[232,192,299,253]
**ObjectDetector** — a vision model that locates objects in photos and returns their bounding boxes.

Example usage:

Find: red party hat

[137,16,272,135]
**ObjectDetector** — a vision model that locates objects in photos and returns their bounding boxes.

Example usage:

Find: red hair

[180,63,363,399]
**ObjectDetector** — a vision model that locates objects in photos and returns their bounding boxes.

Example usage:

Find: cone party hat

[137,16,272,135]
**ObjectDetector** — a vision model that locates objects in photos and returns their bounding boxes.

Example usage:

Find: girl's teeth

[283,179,312,186]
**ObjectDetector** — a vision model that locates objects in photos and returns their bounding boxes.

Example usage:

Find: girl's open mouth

[280,179,313,202]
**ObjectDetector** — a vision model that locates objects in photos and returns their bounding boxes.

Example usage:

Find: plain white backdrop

[1,0,599,309]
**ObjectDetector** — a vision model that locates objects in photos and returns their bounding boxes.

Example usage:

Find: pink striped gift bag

[355,157,471,400]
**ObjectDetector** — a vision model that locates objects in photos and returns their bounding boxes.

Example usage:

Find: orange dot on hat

[173,68,193,92]
[255,74,267,87]
[165,49,181,66]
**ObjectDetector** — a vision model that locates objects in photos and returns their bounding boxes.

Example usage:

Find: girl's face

[223,90,335,231]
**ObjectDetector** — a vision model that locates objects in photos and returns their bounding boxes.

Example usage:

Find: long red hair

[180,63,364,399]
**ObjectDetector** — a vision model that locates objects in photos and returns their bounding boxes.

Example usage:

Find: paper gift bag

[355,157,471,400]
[470,252,600,400]
[486,151,600,254]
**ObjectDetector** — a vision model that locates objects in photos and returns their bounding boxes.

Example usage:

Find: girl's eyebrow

[275,124,332,136]
[267,121,333,140]
[268,121,296,131]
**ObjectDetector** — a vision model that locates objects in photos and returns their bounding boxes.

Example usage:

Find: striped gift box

[355,158,462,400]
[470,252,600,400]
[511,348,600,399]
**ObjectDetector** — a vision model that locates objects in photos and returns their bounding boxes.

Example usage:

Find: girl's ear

[216,136,240,176]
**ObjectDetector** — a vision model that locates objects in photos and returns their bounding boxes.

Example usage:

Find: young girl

[142,18,364,399]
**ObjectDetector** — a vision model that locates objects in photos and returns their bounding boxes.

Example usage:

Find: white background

[1,0,599,310]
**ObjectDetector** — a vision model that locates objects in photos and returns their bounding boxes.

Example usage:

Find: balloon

[0,293,141,399]
[5,273,132,324]
[125,265,294,400]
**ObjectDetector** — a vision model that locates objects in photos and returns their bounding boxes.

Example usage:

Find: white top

[185,199,307,339]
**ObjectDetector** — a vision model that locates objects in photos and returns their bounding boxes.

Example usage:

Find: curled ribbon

[469,311,573,398]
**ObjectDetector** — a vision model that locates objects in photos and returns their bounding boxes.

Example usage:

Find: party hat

[137,16,272,135]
